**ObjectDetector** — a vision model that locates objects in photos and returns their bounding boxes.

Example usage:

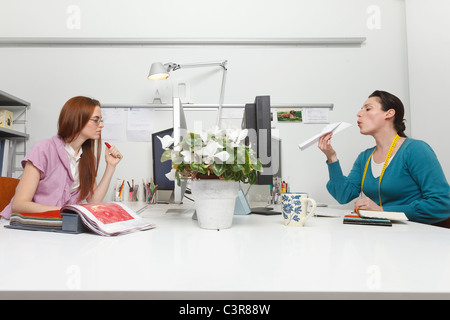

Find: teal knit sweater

[326,138,450,224]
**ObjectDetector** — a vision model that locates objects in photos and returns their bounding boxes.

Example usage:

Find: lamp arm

[216,66,227,128]
[164,60,228,127]
[175,60,227,70]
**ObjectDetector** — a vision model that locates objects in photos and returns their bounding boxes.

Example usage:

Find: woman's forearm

[12,200,60,214]
[87,164,116,203]
[326,154,338,163]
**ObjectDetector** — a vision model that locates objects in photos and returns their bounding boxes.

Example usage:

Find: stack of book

[343,210,408,227]
[6,202,155,236]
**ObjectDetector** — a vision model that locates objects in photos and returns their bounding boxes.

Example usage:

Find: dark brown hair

[369,90,407,137]
[57,96,101,201]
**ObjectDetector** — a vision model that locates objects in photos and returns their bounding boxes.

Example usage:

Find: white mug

[281,192,317,227]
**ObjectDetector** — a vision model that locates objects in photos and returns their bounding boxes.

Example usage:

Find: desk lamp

[148,60,228,127]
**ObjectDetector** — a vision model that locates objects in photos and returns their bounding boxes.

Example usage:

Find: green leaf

[248,170,257,184]
[223,169,234,181]
[176,171,181,186]
[243,164,251,175]
[236,146,246,164]
[231,164,244,172]
[199,164,208,174]
[169,150,183,165]
[160,149,172,162]
[190,162,206,174]
[184,132,203,150]
[177,162,186,172]
[211,163,226,176]
[251,158,262,171]
[233,171,243,182]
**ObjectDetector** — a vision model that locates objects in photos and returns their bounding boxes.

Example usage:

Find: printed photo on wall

[277,108,302,122]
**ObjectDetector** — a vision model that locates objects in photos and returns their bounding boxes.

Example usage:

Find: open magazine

[6,202,155,236]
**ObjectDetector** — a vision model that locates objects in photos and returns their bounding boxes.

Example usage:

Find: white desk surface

[1,202,449,299]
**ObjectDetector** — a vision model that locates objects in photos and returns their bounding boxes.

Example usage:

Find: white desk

[1,202,449,299]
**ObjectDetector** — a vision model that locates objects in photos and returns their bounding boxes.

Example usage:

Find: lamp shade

[148,62,169,80]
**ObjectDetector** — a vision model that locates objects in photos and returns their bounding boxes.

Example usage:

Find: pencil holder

[144,179,158,204]
[114,190,123,202]
[146,190,158,204]
[114,179,124,202]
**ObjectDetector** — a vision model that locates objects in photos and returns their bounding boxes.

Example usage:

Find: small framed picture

[276,108,302,122]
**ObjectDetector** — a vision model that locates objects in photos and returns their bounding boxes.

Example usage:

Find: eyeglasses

[89,117,104,125]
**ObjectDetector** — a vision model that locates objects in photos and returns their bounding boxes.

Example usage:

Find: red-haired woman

[1,96,122,219]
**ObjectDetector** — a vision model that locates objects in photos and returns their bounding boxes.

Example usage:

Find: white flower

[200,131,209,144]
[195,140,229,164]
[157,135,175,150]
[198,126,225,144]
[226,128,248,147]
[181,150,193,163]
[214,151,230,162]
[208,126,225,137]
[165,168,176,181]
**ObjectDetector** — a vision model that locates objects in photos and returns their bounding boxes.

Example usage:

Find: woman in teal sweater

[319,90,450,225]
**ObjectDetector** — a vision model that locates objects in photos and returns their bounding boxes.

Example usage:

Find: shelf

[102,103,334,110]
[0,90,30,108]
[0,37,366,47]
[0,90,30,178]
[0,127,29,139]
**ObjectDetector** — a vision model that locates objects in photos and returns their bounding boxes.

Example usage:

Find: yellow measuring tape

[361,134,399,208]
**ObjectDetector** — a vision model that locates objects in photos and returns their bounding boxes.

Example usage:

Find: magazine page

[61,202,155,236]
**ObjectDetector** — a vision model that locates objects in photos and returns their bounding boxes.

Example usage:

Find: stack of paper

[358,209,408,221]
[298,122,352,151]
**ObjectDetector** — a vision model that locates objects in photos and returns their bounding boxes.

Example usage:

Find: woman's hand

[355,197,382,212]
[318,132,338,163]
[105,144,122,167]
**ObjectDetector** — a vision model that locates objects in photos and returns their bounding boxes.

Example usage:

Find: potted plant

[158,126,263,229]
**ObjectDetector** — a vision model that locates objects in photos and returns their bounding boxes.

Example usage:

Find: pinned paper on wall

[126,108,154,142]
[101,108,126,142]
[302,108,329,124]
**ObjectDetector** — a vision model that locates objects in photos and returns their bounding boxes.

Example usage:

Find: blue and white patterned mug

[281,192,317,227]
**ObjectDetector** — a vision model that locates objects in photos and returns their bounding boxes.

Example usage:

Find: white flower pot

[190,179,239,230]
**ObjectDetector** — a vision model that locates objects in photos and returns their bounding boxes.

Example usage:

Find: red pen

[104,142,121,158]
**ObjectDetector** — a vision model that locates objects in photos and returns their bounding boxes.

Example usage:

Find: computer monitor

[151,98,187,204]
[241,95,282,215]
[242,95,281,185]
[172,98,188,204]
[152,128,175,191]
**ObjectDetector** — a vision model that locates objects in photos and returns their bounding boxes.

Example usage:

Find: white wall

[405,0,450,181]
[0,0,410,205]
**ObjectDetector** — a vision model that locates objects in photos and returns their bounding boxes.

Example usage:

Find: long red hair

[57,96,101,201]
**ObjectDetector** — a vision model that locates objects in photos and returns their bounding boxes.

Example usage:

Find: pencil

[118,180,125,197]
